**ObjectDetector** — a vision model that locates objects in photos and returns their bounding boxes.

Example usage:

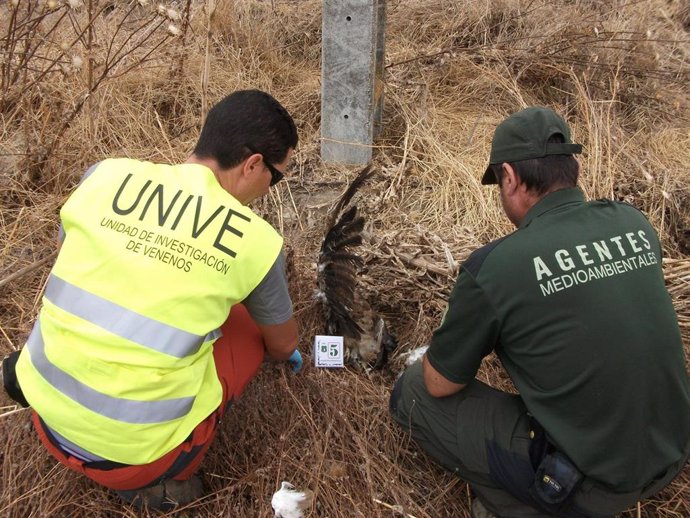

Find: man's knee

[389,361,425,422]
[388,362,429,433]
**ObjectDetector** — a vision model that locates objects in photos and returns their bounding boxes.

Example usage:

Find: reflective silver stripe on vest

[45,275,221,358]
[27,321,194,424]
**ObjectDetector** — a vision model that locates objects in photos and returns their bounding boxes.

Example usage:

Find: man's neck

[185,154,220,175]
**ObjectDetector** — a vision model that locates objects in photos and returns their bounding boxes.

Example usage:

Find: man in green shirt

[390,107,690,517]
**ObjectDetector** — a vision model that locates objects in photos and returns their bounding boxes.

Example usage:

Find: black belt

[39,415,209,488]
[38,416,130,471]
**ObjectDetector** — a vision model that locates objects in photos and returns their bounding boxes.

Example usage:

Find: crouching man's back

[390,106,690,518]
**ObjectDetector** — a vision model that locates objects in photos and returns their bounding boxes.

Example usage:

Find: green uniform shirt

[427,187,690,491]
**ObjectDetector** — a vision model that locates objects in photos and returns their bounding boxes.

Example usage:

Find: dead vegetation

[1,0,689,516]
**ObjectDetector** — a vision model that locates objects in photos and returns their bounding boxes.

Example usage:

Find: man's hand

[287,350,303,373]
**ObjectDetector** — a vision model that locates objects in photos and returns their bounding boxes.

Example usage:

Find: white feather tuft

[403,345,429,366]
[271,481,313,518]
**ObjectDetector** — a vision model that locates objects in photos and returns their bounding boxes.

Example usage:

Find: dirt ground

[1,1,689,517]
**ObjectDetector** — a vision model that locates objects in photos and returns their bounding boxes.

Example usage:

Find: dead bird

[315,167,398,369]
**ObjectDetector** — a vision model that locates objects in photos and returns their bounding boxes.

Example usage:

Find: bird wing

[317,167,374,340]
[324,166,374,230]
[318,205,365,339]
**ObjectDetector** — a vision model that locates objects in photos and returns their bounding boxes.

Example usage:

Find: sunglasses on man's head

[246,145,284,186]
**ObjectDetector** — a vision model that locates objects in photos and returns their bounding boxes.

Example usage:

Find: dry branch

[0,253,57,290]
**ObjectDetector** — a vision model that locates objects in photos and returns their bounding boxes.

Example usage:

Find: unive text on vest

[111,173,250,259]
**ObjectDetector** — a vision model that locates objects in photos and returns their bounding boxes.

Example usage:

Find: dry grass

[1,0,689,516]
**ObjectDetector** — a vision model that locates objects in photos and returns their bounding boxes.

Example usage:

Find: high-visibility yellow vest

[16,158,282,464]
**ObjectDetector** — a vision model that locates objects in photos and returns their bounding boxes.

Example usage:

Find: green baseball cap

[481,106,583,185]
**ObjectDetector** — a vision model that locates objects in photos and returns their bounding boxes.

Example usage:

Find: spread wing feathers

[324,166,374,231]
[321,206,364,255]
[317,167,374,342]
[318,206,365,340]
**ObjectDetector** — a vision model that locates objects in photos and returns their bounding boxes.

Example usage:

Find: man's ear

[242,153,263,178]
[501,163,520,194]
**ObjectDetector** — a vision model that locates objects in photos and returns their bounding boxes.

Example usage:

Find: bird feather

[316,166,398,367]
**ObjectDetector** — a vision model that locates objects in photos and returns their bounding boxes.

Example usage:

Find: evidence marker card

[313,335,344,368]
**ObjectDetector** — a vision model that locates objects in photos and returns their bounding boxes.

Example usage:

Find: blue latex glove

[287,349,303,373]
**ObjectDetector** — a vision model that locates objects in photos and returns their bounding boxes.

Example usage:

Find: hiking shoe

[116,475,204,511]
[471,498,499,518]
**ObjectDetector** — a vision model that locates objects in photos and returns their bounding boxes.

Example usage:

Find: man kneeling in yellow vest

[2,89,303,510]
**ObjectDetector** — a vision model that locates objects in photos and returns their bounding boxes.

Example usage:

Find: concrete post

[321,0,386,165]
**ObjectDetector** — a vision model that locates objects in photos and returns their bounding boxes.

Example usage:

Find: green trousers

[389,362,682,518]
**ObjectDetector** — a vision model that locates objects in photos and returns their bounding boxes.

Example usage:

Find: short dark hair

[491,134,579,194]
[193,90,298,169]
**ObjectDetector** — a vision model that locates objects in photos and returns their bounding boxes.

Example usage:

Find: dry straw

[1,0,689,516]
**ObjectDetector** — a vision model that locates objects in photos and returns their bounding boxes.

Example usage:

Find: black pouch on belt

[2,350,30,408]
[529,450,584,513]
